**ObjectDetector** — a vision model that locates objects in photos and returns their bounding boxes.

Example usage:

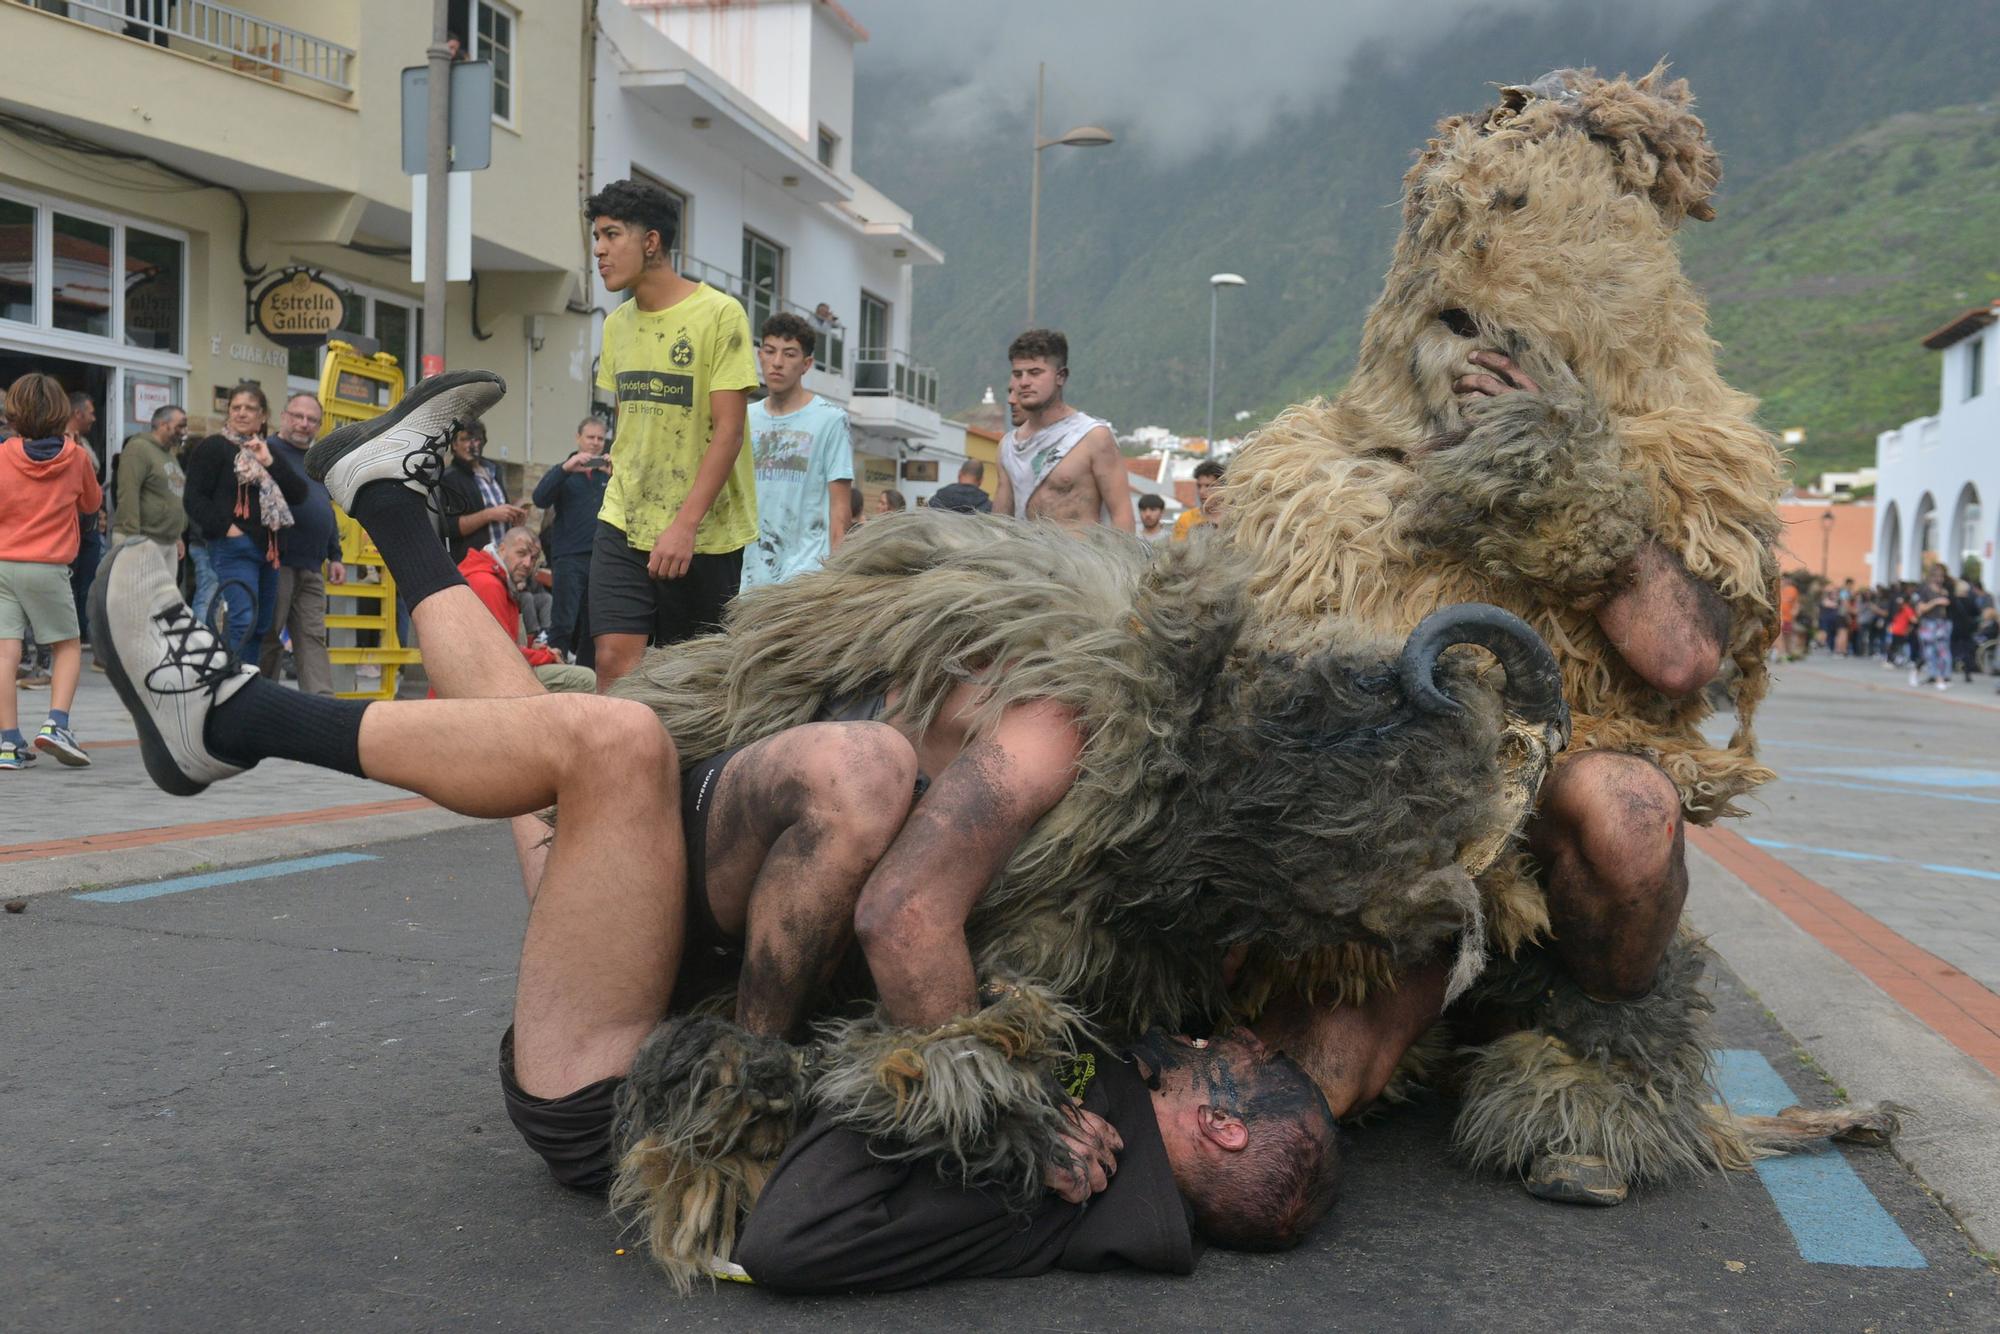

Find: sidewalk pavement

[2,658,474,897]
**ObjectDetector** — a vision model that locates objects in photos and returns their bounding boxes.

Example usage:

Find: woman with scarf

[182,384,307,662]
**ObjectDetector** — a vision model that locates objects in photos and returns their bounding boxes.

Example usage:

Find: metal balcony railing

[675,254,847,376]
[56,0,355,93]
[852,347,939,411]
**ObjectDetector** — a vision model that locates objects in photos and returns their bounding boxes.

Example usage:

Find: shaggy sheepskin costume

[1221,66,1893,1193]
[606,510,1571,1279]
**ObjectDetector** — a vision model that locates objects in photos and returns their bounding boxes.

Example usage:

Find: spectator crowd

[3,180,1241,774]
[1776,565,1998,691]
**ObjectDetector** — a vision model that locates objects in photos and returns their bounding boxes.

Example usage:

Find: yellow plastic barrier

[316,342,419,701]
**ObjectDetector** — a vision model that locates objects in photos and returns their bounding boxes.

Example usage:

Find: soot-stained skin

[699,722,920,1038]
[1530,750,1689,1002]
[857,716,1081,1029]
[1597,539,1732,696]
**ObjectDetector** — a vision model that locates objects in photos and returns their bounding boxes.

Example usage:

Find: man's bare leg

[1528,749,1686,1001]
[593,630,646,691]
[697,721,920,1036]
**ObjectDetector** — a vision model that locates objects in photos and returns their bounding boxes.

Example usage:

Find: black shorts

[587,520,741,645]
[498,746,748,1192]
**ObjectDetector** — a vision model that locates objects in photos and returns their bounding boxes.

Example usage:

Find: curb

[1686,841,2000,1258]
[5,806,482,900]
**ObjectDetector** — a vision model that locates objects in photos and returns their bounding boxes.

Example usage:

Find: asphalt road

[7,823,1997,1332]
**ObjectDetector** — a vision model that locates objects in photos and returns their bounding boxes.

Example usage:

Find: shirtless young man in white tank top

[992,329,1135,532]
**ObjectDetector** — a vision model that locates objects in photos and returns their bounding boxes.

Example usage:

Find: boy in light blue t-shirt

[742,313,854,588]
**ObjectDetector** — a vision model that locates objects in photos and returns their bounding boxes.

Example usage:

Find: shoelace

[142,603,241,696]
[409,418,476,518]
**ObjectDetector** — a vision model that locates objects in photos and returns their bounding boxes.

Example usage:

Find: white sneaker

[306,369,507,513]
[1909,671,1921,687]
[89,538,258,796]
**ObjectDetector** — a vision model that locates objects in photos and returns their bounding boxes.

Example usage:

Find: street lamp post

[1206,273,1246,448]
[1821,508,1835,582]
[1026,62,1113,327]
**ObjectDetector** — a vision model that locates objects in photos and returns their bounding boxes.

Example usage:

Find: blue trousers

[548,552,592,657]
[69,518,104,643]
[211,534,278,663]
[190,542,219,626]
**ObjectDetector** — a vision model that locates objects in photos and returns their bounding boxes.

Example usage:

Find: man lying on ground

[736,968,1447,1292]
[89,371,1449,1285]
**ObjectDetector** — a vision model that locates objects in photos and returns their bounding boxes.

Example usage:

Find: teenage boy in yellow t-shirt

[587,179,760,687]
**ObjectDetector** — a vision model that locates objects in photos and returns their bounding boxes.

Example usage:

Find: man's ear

[1199,1104,1250,1152]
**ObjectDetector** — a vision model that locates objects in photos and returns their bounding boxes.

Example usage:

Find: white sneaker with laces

[89,539,259,796]
[306,370,507,513]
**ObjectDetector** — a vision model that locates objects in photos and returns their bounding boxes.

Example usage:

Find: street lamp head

[1043,125,1115,149]
[1210,272,1247,288]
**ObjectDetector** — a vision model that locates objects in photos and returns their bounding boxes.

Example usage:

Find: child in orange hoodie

[0,372,104,769]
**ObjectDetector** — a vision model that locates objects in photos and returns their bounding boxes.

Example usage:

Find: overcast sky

[845,0,1730,164]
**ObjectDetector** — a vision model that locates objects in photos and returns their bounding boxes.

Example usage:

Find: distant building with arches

[1872,299,1998,584]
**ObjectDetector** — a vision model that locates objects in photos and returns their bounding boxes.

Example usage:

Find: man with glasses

[259,393,345,696]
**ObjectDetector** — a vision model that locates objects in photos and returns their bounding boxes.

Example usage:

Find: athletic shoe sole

[304,368,506,488]
[33,732,90,766]
[89,543,209,798]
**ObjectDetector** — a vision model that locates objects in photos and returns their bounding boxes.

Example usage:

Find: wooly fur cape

[1216,66,1906,1191]
[604,511,1567,1275]
[1224,64,1783,851]
[617,510,1560,1036]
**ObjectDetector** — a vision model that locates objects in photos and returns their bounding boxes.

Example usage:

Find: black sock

[205,676,371,777]
[350,479,464,609]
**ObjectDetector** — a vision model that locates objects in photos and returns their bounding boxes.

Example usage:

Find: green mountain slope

[852,0,2000,476]
[1682,102,2000,478]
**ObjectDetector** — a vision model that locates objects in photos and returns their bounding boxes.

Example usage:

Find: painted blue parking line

[1711,1049,1926,1269]
[1743,837,2000,884]
[1780,775,2000,807]
[1743,837,1894,865]
[1799,764,2000,790]
[73,853,380,903]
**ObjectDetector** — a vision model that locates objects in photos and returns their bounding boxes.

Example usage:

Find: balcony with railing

[44,0,354,95]
[676,254,848,378]
[850,347,942,442]
[852,349,938,411]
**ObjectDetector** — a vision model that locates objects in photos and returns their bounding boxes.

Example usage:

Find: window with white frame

[631,168,689,268]
[0,188,186,357]
[448,0,516,123]
[1967,336,1985,401]
[817,126,840,170]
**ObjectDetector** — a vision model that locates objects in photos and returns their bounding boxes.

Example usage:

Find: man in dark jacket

[530,417,612,661]
[259,393,345,695]
[437,419,523,563]
[929,459,994,514]
[735,1006,1410,1293]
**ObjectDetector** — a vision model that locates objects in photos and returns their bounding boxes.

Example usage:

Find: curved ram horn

[1398,603,1570,745]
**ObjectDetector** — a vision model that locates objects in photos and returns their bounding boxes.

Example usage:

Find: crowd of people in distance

[1776,565,1998,690]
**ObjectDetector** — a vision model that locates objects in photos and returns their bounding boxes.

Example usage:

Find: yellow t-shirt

[594,284,760,555]
[1172,508,1208,541]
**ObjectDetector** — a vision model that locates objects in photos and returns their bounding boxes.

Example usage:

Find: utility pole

[1027,63,1043,329]
[421,0,451,380]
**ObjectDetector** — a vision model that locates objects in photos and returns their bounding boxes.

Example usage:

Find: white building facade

[590,0,951,500]
[1872,300,2000,583]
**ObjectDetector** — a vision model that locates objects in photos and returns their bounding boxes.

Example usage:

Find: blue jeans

[548,552,591,656]
[69,518,104,642]
[191,542,219,626]
[211,534,277,663]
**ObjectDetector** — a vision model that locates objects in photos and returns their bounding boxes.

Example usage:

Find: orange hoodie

[0,436,104,564]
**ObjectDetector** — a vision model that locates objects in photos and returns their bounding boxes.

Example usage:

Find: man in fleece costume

[1220,65,1897,1204]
